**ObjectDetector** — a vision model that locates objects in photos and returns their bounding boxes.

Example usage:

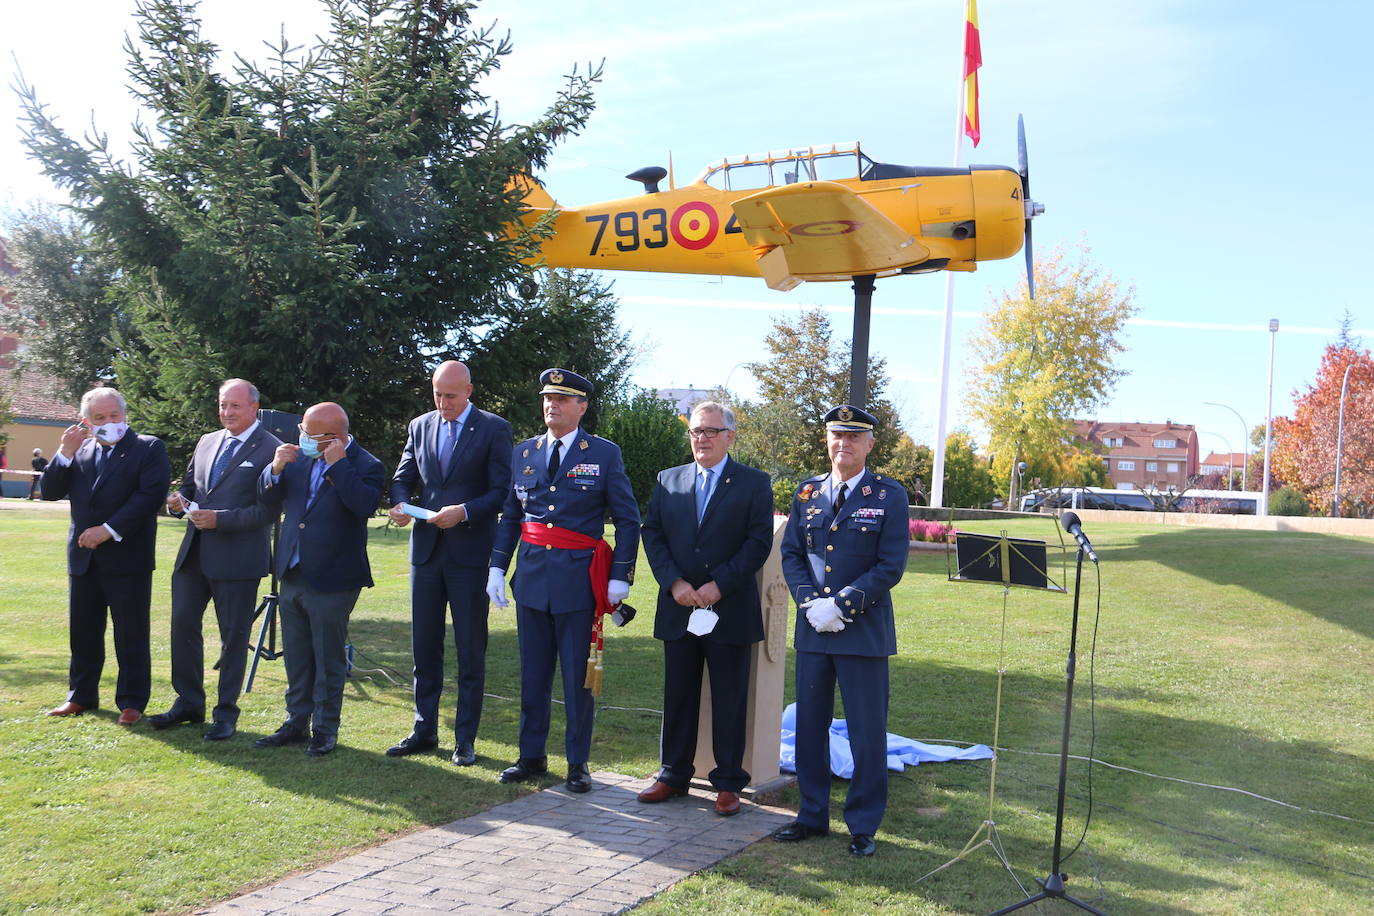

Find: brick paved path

[203,772,794,915]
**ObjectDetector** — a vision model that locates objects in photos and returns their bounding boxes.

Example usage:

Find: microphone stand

[987,545,1110,916]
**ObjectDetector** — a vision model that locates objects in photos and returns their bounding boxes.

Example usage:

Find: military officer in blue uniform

[773,405,909,857]
[486,368,640,793]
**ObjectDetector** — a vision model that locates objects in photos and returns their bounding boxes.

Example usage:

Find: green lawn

[1,503,1371,914]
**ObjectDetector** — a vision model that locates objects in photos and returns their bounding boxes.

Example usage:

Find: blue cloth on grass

[778,702,994,779]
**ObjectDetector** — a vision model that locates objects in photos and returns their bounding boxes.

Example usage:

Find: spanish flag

[963,0,982,147]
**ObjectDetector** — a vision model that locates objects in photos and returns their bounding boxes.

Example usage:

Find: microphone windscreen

[1060,510,1081,531]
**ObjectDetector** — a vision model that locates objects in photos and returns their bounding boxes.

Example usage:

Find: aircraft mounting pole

[848,274,877,408]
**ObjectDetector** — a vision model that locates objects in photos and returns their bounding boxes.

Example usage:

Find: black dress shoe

[147,707,205,729]
[498,756,548,783]
[203,721,236,741]
[305,735,337,757]
[773,820,829,842]
[565,762,592,794]
[386,733,438,757]
[849,833,877,857]
[451,742,477,766]
[254,725,309,748]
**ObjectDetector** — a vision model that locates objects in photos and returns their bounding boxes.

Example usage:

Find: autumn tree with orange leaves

[1271,333,1374,517]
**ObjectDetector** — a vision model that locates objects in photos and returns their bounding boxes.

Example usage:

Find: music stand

[987,538,1110,916]
[914,530,1065,893]
[243,408,301,693]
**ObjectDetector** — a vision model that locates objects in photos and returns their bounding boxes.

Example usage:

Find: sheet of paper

[400,502,436,521]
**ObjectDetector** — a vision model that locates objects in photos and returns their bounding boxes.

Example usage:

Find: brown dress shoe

[47,701,88,717]
[637,780,689,803]
[117,708,142,726]
[714,791,741,816]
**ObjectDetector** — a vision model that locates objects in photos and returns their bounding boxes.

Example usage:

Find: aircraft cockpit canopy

[696,143,966,192]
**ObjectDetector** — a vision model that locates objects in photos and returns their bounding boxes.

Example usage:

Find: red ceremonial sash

[520,522,615,694]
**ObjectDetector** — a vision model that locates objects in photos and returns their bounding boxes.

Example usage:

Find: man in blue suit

[638,401,773,816]
[774,405,908,857]
[386,360,512,765]
[487,368,640,793]
[41,387,171,724]
[151,379,282,741]
[255,401,385,757]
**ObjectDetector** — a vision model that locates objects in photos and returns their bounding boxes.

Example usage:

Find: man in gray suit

[149,379,282,741]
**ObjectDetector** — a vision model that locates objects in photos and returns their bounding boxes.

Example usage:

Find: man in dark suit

[149,379,282,741]
[487,368,640,793]
[385,360,512,765]
[774,405,909,858]
[255,401,385,757]
[41,386,171,724]
[638,401,773,816]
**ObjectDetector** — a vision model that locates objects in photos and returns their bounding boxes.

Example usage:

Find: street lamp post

[1203,401,1249,491]
[1261,319,1279,516]
[1333,362,1356,517]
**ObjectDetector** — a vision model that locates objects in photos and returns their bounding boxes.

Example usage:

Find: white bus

[1019,486,1262,515]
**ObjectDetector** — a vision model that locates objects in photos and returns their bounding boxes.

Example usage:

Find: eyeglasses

[297,425,337,442]
[687,427,731,439]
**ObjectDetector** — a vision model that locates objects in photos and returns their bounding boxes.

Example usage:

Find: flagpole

[929,0,973,509]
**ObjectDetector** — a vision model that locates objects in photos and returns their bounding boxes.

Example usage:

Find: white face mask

[92,421,129,445]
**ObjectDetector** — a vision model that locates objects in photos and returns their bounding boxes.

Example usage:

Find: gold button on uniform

[826,545,833,551]
[549,485,557,491]
[823,587,831,594]
[545,544,552,550]
[825,565,832,572]
[545,522,553,528]
[548,505,556,511]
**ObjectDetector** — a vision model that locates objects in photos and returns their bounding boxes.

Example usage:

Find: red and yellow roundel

[791,219,861,237]
[670,202,719,250]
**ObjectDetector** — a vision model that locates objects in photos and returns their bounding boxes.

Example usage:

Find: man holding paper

[386,361,512,765]
[150,379,281,740]
[638,401,773,816]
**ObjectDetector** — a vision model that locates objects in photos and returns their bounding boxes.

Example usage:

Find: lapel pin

[579,439,589,450]
[862,485,872,496]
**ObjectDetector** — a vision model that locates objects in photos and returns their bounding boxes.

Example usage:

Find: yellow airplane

[517,117,1044,296]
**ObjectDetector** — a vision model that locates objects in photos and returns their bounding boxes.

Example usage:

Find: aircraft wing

[731,181,928,290]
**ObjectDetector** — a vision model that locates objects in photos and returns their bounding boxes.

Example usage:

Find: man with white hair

[41,386,171,724]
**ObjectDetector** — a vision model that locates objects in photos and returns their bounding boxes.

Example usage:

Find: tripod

[243,520,283,693]
[988,545,1109,916]
[919,530,1066,893]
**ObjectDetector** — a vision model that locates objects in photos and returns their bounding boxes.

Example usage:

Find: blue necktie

[94,445,110,479]
[697,467,714,523]
[307,459,326,506]
[208,437,239,488]
[440,420,458,476]
[833,482,848,514]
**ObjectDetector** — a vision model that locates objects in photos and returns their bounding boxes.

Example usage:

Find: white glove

[486,567,509,608]
[802,597,849,633]
[607,579,631,605]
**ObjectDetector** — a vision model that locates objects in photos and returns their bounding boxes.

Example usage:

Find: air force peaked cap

[539,368,594,398]
[824,404,878,431]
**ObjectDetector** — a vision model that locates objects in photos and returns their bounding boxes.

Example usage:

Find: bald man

[386,361,512,765]
[255,402,385,756]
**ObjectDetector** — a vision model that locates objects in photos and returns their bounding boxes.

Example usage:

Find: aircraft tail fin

[512,175,556,211]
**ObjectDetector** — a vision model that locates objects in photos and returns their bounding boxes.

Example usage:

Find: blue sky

[3,0,1371,461]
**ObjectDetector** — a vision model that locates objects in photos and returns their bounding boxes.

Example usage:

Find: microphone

[1060,510,1099,564]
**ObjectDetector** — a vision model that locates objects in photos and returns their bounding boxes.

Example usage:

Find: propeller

[1017,114,1044,299]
